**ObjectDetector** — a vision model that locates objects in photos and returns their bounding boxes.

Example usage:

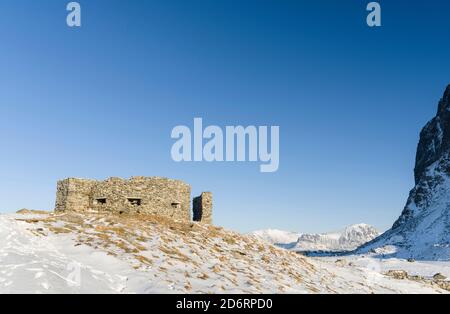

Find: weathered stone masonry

[55,176,212,224]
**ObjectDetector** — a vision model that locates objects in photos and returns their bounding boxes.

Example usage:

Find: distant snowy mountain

[339,224,381,250]
[250,229,300,245]
[293,232,341,251]
[294,224,380,252]
[251,224,380,252]
[359,85,450,261]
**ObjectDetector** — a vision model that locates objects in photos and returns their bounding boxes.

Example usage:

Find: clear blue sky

[0,0,449,233]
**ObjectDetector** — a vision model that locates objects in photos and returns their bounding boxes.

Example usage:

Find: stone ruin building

[55,176,212,224]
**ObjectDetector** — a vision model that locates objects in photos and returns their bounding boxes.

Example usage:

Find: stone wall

[55,178,96,212]
[55,177,210,223]
[90,177,191,221]
[193,192,213,224]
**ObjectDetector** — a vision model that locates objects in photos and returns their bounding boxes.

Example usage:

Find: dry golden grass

[27,229,46,237]
[159,245,193,264]
[115,240,139,254]
[16,218,40,224]
[16,209,50,215]
[197,273,209,280]
[48,227,72,234]
[211,265,221,274]
[184,281,192,291]
[134,255,153,266]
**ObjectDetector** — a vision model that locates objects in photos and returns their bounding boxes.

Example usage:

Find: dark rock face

[359,85,450,260]
[414,85,450,184]
[393,85,450,230]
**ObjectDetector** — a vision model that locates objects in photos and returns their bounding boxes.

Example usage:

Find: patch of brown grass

[48,227,72,234]
[134,254,153,266]
[115,240,139,253]
[184,281,192,291]
[197,273,209,280]
[28,229,47,237]
[16,209,49,215]
[16,218,41,224]
[159,245,192,263]
[211,265,221,274]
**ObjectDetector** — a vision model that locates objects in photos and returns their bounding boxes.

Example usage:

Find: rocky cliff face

[360,85,450,260]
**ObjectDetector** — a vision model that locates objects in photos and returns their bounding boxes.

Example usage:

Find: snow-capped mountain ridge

[250,229,300,245]
[338,224,380,249]
[251,224,380,252]
[294,224,379,252]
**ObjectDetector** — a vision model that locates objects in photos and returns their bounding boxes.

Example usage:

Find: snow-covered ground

[0,213,131,293]
[314,254,450,292]
[0,212,448,294]
[342,256,450,280]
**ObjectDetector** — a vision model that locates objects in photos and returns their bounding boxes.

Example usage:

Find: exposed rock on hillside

[360,85,450,260]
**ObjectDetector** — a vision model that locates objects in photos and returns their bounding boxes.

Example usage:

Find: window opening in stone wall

[128,198,142,206]
[96,198,107,205]
[171,202,181,209]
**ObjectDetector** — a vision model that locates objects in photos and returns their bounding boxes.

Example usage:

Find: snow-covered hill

[0,212,445,293]
[251,224,380,252]
[359,85,450,261]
